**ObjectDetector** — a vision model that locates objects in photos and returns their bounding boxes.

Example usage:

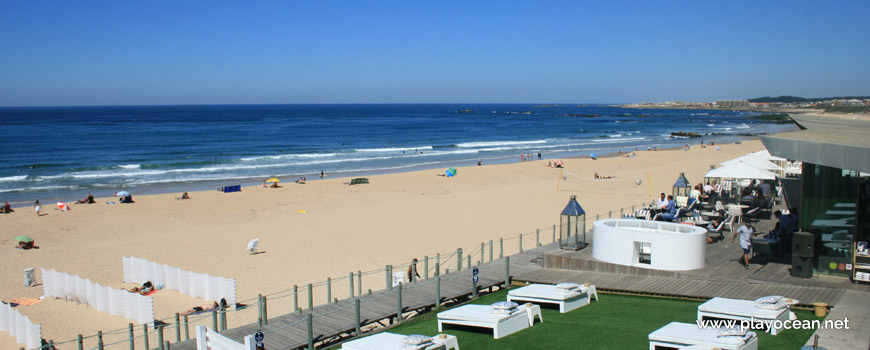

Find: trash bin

[813,302,828,317]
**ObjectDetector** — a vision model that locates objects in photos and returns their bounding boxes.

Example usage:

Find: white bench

[507,284,593,313]
[649,322,758,350]
[341,332,454,350]
[437,304,530,339]
[697,297,789,335]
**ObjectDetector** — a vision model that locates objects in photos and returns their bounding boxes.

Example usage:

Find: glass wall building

[761,115,870,281]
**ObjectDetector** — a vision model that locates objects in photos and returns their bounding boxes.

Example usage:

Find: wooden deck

[165,246,548,350]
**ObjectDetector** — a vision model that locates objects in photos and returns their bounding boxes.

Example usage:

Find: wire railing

[32,202,652,350]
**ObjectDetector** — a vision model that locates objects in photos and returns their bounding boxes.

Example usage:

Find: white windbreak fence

[0,301,42,349]
[41,268,154,325]
[122,256,236,305]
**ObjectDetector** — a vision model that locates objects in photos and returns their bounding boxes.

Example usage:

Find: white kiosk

[592,219,706,271]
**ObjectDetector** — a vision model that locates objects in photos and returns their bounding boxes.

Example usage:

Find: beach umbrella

[266,178,281,183]
[705,163,776,180]
[116,190,131,197]
[57,202,69,211]
[445,168,457,177]
[722,156,782,171]
[14,235,33,243]
[589,153,598,159]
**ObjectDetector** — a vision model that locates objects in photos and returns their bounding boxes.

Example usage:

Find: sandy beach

[0,139,767,349]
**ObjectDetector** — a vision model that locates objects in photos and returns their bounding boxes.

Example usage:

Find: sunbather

[2,202,13,213]
[128,281,154,294]
[181,192,190,200]
[181,298,228,315]
[76,193,96,204]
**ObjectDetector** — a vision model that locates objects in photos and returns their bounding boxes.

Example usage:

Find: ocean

[0,104,795,204]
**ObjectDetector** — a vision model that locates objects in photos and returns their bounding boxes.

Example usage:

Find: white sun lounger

[649,322,758,350]
[437,304,530,339]
[341,332,453,350]
[507,284,593,313]
[697,297,789,335]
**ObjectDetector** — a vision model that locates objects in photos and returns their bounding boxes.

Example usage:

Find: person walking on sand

[320,170,324,179]
[34,200,41,216]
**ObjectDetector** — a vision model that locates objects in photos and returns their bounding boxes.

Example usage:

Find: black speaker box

[793,232,814,257]
[791,256,813,278]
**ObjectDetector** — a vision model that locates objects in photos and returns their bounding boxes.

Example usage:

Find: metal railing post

[97,331,104,350]
[435,275,441,309]
[157,327,164,350]
[553,225,556,242]
[357,270,362,296]
[307,313,314,350]
[261,296,267,325]
[128,324,134,350]
[78,334,84,350]
[349,272,355,298]
[396,283,403,322]
[424,256,429,280]
[480,242,485,264]
[457,248,462,272]
[293,284,299,313]
[175,313,181,342]
[183,315,189,340]
[536,229,541,246]
[143,324,150,350]
[504,257,511,288]
[326,277,332,303]
[499,238,504,258]
[519,234,523,252]
[488,240,494,262]
[257,294,263,327]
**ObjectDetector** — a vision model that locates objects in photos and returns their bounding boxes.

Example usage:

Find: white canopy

[705,162,777,180]
[748,149,787,162]
[721,155,782,171]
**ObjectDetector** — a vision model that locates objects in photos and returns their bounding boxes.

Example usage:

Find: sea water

[0,104,795,204]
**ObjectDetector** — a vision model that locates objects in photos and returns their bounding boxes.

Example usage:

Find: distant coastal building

[714,99,749,108]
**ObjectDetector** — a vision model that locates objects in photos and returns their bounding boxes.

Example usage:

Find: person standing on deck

[732,221,754,269]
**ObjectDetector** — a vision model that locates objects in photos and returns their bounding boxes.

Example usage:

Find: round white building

[592,219,706,271]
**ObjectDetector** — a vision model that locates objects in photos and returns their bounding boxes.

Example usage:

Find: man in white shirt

[732,221,754,269]
[655,193,669,209]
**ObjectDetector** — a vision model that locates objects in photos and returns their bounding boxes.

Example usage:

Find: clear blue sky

[1,0,868,106]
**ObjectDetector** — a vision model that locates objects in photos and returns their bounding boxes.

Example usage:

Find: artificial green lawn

[376,289,821,349]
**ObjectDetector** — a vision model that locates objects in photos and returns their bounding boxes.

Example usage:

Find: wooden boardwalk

[166,246,548,350]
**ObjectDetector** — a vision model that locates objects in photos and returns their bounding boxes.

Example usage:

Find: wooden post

[165,341,171,350]
[183,315,189,340]
[553,225,556,242]
[157,326,164,350]
[308,283,314,310]
[79,334,84,350]
[424,256,429,280]
[307,313,314,350]
[519,234,523,252]
[596,213,600,221]
[480,242,484,264]
[357,270,362,297]
[354,298,361,336]
[387,265,393,290]
[143,324,150,350]
[499,238,504,258]
[97,331,103,350]
[435,275,441,309]
[488,240,493,262]
[349,272,355,298]
[211,309,218,331]
[435,258,440,276]
[536,229,541,247]
[396,283,403,322]
[609,210,612,218]
[632,205,635,213]
[326,277,332,303]
[621,207,624,217]
[50,340,56,350]
[128,324,134,350]
[293,284,299,313]
[457,248,462,272]
[504,257,510,288]
[261,296,267,325]
[257,294,263,327]
[466,255,471,269]
[175,313,181,342]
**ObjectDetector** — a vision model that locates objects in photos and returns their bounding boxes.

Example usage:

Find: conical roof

[561,195,585,216]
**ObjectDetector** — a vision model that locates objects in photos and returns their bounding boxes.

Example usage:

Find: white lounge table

[507,284,595,313]
[834,203,856,208]
[341,332,456,350]
[437,304,530,339]
[824,210,854,216]
[697,297,789,335]
[810,218,853,228]
[649,322,758,350]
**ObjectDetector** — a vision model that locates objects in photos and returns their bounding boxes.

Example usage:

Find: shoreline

[2,132,766,208]
[0,137,772,348]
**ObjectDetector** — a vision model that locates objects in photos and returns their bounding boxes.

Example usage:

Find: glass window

[801,163,858,277]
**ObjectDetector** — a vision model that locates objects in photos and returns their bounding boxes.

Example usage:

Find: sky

[1,0,868,106]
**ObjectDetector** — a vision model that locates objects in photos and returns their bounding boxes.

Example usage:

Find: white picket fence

[0,301,42,349]
[195,326,254,350]
[41,268,154,325]
[122,256,236,305]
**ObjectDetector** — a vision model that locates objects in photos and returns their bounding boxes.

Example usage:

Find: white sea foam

[354,146,433,153]
[589,137,646,143]
[456,140,546,148]
[0,175,27,182]
[706,124,715,127]
[735,123,751,129]
[240,153,337,162]
[117,164,141,169]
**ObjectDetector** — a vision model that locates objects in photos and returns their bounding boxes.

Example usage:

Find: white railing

[0,300,42,349]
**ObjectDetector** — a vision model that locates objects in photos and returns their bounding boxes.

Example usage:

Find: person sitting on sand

[2,202,12,214]
[181,192,190,200]
[128,281,154,294]
[76,193,96,204]
[270,182,282,188]
[181,298,228,315]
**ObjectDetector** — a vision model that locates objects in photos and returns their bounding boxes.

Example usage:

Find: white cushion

[754,295,782,304]
[491,301,518,310]
[555,282,581,290]
[755,301,787,310]
[401,335,432,345]
[399,342,432,350]
[717,326,746,337]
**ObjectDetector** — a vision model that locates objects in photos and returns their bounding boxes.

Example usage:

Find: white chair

[246,239,260,255]
[723,215,739,233]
